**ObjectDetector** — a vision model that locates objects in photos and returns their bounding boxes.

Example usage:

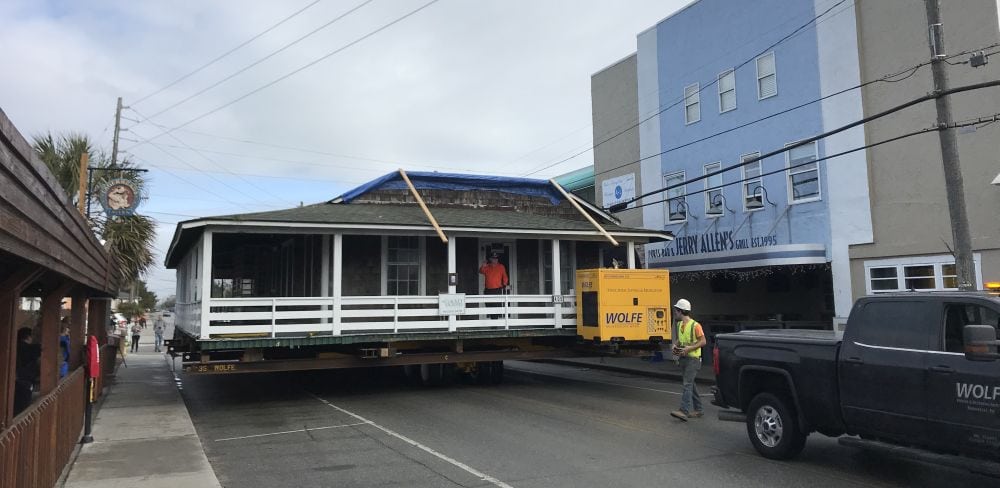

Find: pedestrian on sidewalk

[153,316,166,352]
[670,298,706,421]
[130,322,142,353]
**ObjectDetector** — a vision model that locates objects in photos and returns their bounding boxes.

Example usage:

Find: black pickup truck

[712,292,1000,471]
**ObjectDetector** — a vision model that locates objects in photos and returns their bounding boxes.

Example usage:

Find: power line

[125,0,441,151]
[139,0,374,122]
[614,80,1000,211]
[522,0,852,177]
[557,37,998,192]
[131,0,325,106]
[129,108,298,206]
[632,112,999,212]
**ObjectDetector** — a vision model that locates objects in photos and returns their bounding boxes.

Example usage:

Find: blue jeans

[154,333,164,351]
[679,357,702,414]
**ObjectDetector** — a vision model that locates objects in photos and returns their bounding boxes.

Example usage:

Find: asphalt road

[177,361,996,488]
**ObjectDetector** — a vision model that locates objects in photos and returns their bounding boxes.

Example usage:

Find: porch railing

[199,294,576,338]
[0,368,86,488]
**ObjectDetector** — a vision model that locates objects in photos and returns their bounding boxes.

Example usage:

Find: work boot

[670,410,688,421]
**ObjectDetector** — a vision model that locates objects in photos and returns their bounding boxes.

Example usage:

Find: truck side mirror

[963,324,1000,361]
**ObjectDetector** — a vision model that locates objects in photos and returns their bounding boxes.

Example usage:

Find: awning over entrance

[647,244,827,272]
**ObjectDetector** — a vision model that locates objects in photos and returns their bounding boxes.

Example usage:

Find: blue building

[634,0,872,323]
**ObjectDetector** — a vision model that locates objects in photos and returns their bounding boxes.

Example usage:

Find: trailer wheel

[746,392,807,460]
[419,363,445,386]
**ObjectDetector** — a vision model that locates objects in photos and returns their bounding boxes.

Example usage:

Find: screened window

[386,236,420,296]
[684,83,700,124]
[787,141,820,202]
[741,152,762,210]
[757,52,777,99]
[718,69,736,112]
[663,171,687,223]
[704,162,723,216]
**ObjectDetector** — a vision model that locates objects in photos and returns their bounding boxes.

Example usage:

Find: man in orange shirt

[479,251,509,318]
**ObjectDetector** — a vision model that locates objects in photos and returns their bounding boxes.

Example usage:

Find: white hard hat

[674,298,691,312]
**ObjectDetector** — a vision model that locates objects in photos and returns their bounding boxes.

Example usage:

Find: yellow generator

[575,268,671,343]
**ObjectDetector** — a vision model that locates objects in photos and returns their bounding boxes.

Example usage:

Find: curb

[539,358,717,386]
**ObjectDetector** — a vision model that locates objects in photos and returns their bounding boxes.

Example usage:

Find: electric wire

[131,0,325,105]
[124,0,441,151]
[631,112,1000,212]
[616,80,1000,211]
[140,0,374,122]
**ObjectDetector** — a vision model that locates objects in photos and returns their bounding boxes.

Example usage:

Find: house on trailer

[164,171,672,343]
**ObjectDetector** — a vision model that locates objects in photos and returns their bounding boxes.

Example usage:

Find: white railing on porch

[195,294,577,339]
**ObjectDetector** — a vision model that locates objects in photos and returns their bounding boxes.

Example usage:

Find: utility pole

[111,96,123,166]
[925,0,976,290]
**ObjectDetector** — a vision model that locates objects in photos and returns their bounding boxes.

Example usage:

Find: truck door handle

[928,365,954,374]
[843,356,864,364]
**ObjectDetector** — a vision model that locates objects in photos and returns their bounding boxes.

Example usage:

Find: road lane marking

[506,366,707,397]
[214,422,369,442]
[308,392,514,488]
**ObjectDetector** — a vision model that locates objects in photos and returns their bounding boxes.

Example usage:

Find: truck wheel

[475,361,504,385]
[746,392,807,460]
[487,361,504,384]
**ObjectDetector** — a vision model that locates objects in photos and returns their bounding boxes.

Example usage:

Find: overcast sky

[0,0,688,298]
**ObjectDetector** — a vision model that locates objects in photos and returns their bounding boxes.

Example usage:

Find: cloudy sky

[0,0,689,298]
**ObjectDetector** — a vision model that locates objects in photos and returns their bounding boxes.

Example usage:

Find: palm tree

[32,132,157,287]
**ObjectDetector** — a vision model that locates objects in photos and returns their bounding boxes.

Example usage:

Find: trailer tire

[746,392,807,460]
[420,363,445,386]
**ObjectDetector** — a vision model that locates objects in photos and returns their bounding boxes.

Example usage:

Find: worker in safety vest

[670,298,706,421]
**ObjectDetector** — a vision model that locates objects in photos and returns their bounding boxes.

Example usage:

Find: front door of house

[478,240,516,295]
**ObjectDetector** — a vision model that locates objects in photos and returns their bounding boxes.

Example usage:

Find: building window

[741,152,762,210]
[663,171,687,223]
[684,83,700,124]
[864,255,980,294]
[756,52,777,99]
[542,241,575,294]
[787,141,820,202]
[718,69,736,113]
[386,236,420,296]
[704,162,723,216]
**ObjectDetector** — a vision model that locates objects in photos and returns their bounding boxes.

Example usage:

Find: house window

[741,152,762,210]
[718,69,736,112]
[704,162,723,216]
[787,141,820,202]
[663,171,687,223]
[756,52,777,99]
[864,255,980,294]
[684,83,700,124]
[386,236,420,296]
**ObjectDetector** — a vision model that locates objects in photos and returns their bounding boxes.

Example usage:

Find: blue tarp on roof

[334,171,565,205]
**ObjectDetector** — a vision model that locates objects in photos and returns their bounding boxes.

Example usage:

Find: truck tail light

[712,343,720,376]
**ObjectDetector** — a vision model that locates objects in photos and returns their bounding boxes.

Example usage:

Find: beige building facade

[849,0,1000,298]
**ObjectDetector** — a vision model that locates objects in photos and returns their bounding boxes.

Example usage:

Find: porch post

[626,241,636,269]
[447,237,456,331]
[0,266,43,427]
[40,281,73,395]
[321,235,331,298]
[200,230,213,339]
[332,233,343,335]
[69,292,87,369]
[552,239,562,328]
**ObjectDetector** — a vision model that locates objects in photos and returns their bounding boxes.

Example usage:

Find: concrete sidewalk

[543,353,716,385]
[61,326,221,488]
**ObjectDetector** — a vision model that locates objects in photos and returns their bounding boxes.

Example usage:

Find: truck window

[852,300,935,350]
[941,303,1000,353]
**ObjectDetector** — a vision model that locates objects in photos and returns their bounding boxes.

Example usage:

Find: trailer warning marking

[214,422,369,442]
[308,392,514,488]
